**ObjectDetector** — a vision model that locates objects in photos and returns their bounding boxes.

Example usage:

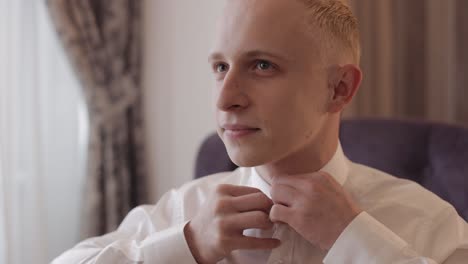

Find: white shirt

[52,144,468,263]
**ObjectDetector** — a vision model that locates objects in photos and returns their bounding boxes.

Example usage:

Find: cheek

[265,91,326,145]
[256,81,305,127]
[262,99,306,145]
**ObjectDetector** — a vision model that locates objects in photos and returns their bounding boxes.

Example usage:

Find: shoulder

[345,162,464,255]
[346,162,454,215]
[344,161,459,230]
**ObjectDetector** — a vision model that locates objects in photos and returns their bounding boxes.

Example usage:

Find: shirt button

[275,260,284,264]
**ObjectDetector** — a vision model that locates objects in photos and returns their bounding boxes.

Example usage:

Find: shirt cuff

[324,212,409,264]
[142,221,198,264]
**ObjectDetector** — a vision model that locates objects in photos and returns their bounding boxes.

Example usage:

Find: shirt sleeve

[51,190,198,264]
[323,211,468,264]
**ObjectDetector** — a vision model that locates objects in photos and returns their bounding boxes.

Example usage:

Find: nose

[215,70,249,112]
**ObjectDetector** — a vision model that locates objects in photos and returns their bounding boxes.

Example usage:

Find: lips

[222,124,258,130]
[222,124,260,139]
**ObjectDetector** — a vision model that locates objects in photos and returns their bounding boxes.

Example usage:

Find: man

[53,0,468,263]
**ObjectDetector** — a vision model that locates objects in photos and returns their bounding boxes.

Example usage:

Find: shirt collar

[249,142,349,198]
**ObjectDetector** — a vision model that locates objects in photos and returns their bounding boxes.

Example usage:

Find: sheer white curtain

[0,1,88,264]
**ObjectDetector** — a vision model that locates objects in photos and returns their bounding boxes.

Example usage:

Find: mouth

[221,125,261,139]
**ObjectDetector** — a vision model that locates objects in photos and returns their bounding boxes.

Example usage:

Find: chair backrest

[195,119,468,220]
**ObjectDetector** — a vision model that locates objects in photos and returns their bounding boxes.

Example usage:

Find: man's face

[210,0,332,167]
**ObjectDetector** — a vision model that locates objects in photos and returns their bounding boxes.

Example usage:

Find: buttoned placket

[267,223,296,264]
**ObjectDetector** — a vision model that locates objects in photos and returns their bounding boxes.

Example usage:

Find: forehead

[211,0,321,62]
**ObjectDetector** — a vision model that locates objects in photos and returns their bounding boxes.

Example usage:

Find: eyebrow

[208,50,290,63]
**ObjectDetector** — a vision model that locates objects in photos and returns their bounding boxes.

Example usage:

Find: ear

[327,64,362,113]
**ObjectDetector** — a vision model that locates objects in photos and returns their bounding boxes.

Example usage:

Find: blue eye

[215,63,229,73]
[256,60,273,71]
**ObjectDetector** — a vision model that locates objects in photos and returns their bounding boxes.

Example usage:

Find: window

[0,1,88,263]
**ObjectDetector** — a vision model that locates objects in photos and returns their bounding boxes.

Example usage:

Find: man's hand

[269,172,362,250]
[184,184,281,264]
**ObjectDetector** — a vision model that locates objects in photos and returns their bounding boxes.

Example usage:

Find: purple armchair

[195,119,468,221]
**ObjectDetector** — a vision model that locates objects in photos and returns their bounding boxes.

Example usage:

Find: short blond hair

[299,0,361,64]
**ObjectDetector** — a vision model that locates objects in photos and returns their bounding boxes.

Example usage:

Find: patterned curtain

[346,0,468,125]
[46,0,148,238]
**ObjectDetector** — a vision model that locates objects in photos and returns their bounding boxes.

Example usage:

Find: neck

[256,120,340,184]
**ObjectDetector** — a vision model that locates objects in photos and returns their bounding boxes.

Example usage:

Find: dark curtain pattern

[347,0,468,126]
[47,0,148,238]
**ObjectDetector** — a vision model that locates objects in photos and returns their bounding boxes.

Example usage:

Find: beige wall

[143,0,226,201]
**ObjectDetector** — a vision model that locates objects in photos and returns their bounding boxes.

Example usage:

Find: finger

[227,211,274,231]
[269,204,293,224]
[216,184,262,197]
[232,236,281,251]
[270,184,297,206]
[231,192,273,213]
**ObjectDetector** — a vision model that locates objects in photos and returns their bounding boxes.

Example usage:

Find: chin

[220,130,277,167]
[225,146,271,168]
